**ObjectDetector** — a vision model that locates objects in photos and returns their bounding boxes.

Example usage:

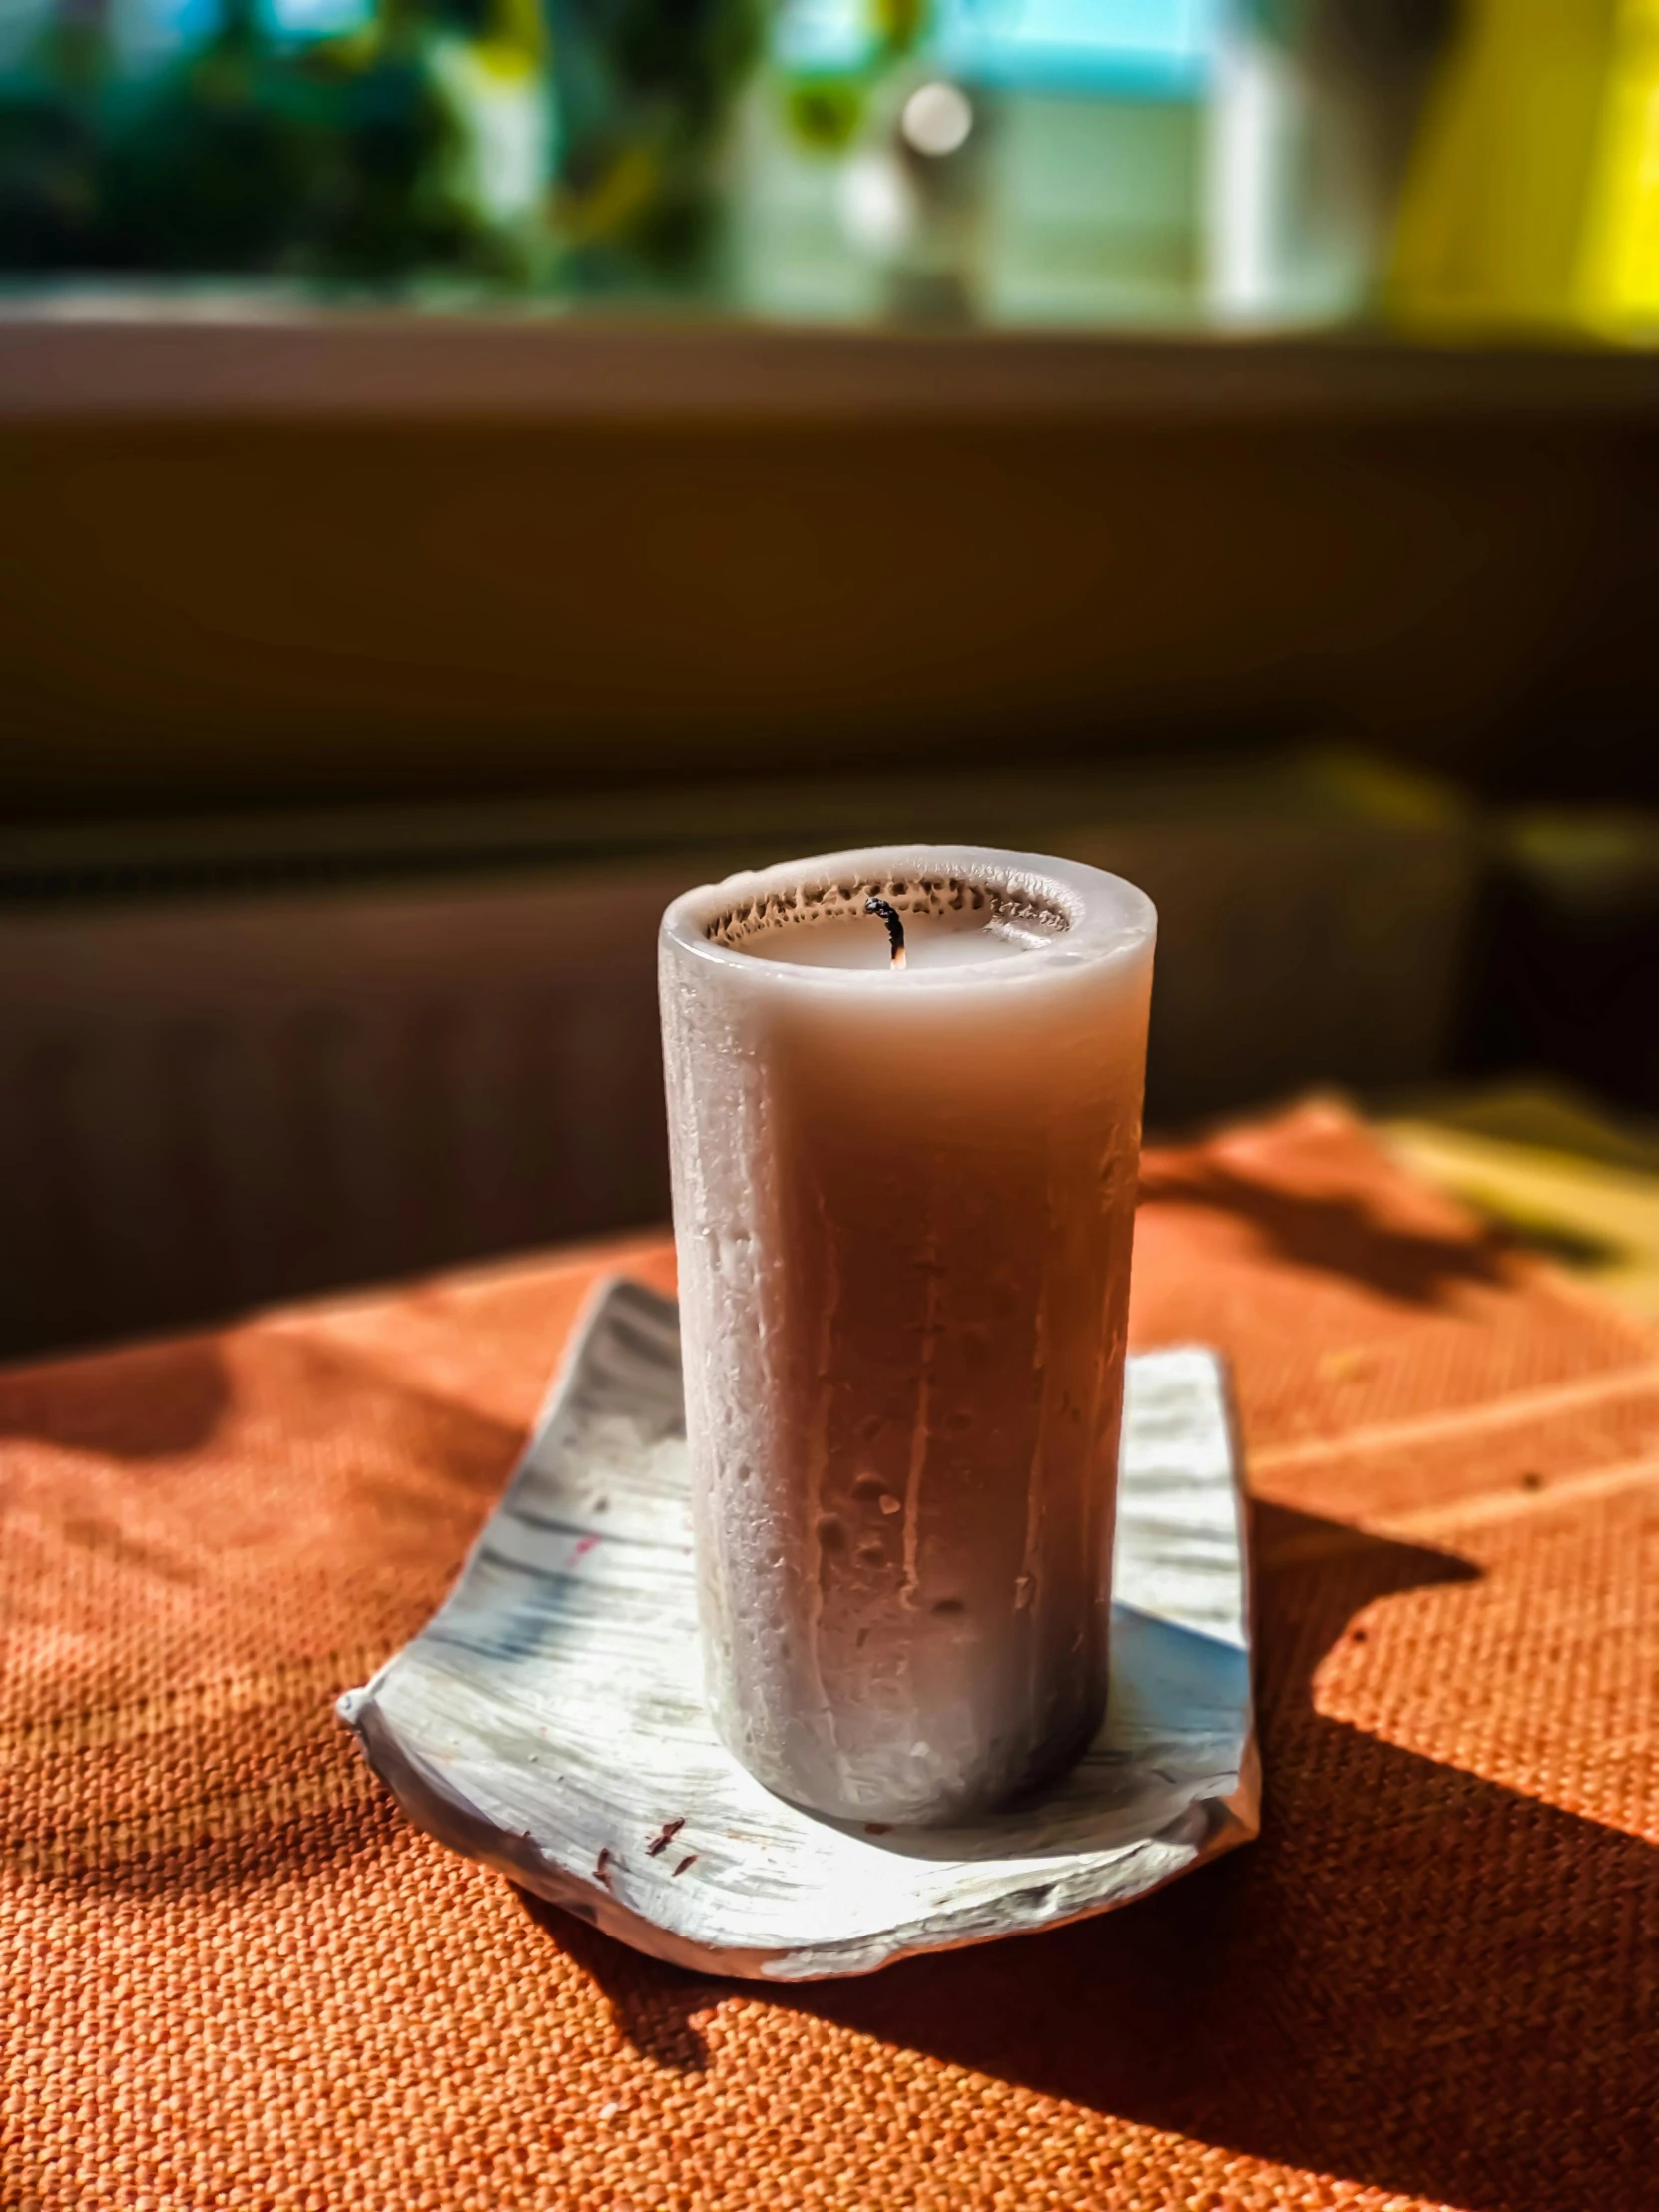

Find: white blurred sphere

[900,81,974,160]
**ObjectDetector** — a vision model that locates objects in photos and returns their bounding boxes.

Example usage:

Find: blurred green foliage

[0,0,760,281]
[772,0,927,159]
[551,0,764,282]
[783,74,862,151]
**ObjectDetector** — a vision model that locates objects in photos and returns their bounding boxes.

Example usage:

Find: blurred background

[6,0,1659,331]
[1,0,1657,1358]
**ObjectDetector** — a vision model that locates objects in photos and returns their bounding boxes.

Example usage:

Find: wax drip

[865,896,907,971]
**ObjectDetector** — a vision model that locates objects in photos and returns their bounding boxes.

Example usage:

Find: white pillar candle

[659,846,1156,1826]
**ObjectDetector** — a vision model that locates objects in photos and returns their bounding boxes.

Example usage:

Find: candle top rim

[661,844,1156,987]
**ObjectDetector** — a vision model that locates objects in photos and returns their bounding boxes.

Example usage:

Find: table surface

[4,1097,1657,2212]
[6,313,1659,423]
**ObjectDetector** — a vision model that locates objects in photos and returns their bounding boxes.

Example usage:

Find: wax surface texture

[659,847,1156,1824]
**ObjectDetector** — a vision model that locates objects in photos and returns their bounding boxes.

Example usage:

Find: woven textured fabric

[4,1100,1657,2212]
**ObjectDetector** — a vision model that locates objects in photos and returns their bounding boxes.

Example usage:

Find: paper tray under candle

[337,1280,1258,1982]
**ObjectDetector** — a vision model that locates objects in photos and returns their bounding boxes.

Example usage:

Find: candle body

[659,848,1155,1825]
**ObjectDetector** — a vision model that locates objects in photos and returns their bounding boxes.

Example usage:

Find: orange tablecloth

[4,1102,1657,2212]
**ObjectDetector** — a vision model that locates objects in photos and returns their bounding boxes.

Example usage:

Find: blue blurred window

[775,0,1225,94]
[262,0,375,39]
[940,0,1222,95]
[774,0,877,75]
[133,0,374,48]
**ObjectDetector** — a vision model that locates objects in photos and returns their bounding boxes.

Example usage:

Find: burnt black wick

[865,895,907,971]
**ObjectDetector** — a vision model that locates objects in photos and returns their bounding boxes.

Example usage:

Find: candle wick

[865,895,907,970]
